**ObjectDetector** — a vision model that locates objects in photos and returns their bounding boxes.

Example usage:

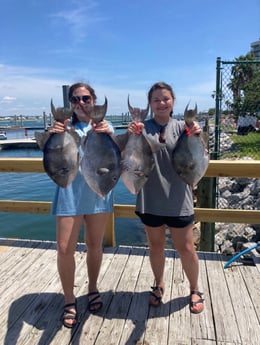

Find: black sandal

[149,286,164,307]
[62,301,78,328]
[190,290,204,314]
[87,291,103,313]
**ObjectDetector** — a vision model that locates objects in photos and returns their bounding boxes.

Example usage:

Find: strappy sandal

[87,291,103,313]
[190,290,204,314]
[62,301,78,328]
[149,286,164,307]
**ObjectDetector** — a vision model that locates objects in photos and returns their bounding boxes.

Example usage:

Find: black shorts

[135,212,194,228]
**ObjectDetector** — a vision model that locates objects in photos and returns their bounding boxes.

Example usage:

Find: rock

[207,128,260,254]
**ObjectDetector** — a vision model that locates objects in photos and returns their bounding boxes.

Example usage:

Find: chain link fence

[202,57,260,253]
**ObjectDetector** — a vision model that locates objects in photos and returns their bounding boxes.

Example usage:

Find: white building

[250,39,260,59]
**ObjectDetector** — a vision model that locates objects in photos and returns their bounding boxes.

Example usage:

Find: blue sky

[0,0,259,117]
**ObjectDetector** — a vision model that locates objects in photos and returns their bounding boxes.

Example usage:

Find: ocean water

[0,125,147,246]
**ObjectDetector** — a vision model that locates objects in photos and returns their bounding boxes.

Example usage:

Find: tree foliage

[227,54,260,117]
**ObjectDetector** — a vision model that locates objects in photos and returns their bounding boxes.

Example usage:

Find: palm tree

[227,54,258,116]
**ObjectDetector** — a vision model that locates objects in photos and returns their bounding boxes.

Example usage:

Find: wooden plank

[0,241,54,298]
[19,246,90,345]
[118,247,150,345]
[251,248,260,273]
[144,249,175,344]
[205,160,260,178]
[204,252,242,344]
[70,246,132,345]
[192,341,216,345]
[238,263,260,322]
[168,251,191,344]
[1,200,259,226]
[223,261,259,345]
[115,204,260,224]
[45,246,118,345]
[95,247,147,344]
[194,208,260,223]
[0,242,60,344]
[190,252,216,342]
[0,158,44,173]
[0,200,51,213]
[0,238,40,267]
[14,244,89,345]
[1,158,260,178]
[0,243,259,345]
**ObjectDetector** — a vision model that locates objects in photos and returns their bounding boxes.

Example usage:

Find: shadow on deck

[0,238,259,345]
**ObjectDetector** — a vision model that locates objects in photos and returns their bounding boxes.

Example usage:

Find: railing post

[197,177,216,252]
[104,212,116,247]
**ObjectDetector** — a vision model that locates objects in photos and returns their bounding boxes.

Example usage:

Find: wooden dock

[0,138,39,149]
[0,238,259,345]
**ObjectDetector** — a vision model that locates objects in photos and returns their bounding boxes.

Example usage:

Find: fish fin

[128,95,149,122]
[142,128,165,153]
[115,131,130,151]
[184,102,197,127]
[107,133,122,151]
[70,128,81,147]
[80,133,89,150]
[79,97,108,123]
[34,131,50,150]
[51,99,73,123]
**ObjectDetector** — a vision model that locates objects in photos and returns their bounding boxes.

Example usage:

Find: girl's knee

[177,244,197,257]
[57,243,76,256]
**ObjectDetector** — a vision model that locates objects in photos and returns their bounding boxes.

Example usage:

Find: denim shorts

[135,212,194,228]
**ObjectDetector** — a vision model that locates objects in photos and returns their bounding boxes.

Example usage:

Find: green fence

[200,57,260,253]
[214,57,260,160]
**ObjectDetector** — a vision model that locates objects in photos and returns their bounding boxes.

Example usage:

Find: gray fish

[35,100,80,188]
[172,103,209,187]
[118,96,163,195]
[80,97,121,198]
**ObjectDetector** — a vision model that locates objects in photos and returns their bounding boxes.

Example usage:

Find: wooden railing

[0,158,260,248]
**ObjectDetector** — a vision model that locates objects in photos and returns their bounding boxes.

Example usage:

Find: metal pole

[199,57,222,252]
[214,57,222,159]
[62,85,70,108]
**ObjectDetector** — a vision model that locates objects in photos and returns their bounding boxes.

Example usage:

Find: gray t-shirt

[136,117,194,217]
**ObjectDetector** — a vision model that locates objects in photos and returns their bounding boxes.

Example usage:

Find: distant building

[250,39,260,59]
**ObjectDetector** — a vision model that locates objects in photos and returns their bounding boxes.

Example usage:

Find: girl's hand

[185,121,201,136]
[128,121,144,135]
[49,119,70,133]
[92,120,112,134]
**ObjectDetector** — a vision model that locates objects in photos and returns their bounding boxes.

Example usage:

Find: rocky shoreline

[213,132,259,254]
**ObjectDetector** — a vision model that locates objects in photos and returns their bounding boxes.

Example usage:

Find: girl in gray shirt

[129,81,204,314]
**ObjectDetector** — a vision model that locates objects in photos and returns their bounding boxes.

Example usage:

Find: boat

[0,131,7,140]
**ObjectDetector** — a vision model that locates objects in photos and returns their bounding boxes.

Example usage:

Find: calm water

[0,124,147,245]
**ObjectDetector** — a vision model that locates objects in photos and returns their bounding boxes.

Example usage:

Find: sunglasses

[70,95,92,104]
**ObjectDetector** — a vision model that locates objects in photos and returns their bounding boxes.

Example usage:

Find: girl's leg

[84,212,110,312]
[170,224,204,312]
[56,215,83,326]
[145,225,166,305]
[84,212,110,292]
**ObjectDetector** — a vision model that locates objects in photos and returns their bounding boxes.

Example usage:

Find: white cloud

[49,1,109,43]
[1,96,16,103]
[0,62,217,116]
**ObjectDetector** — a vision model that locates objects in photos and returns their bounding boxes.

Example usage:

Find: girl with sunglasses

[50,82,113,328]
